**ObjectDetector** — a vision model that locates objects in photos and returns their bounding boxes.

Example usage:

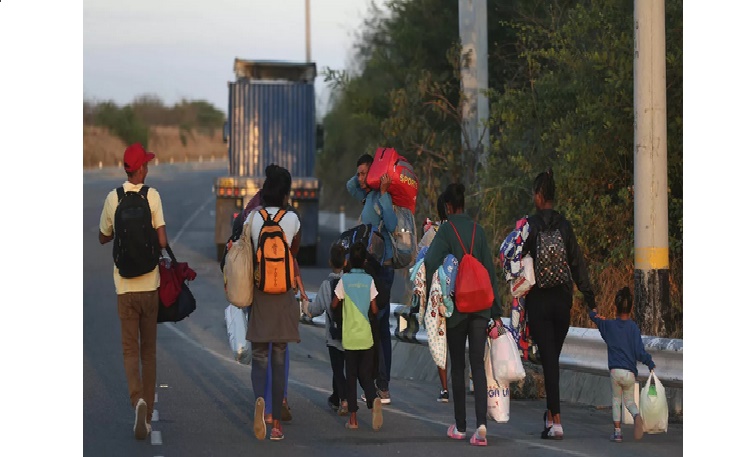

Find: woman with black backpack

[522,168,597,440]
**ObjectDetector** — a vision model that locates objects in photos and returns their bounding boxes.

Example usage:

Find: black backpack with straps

[534,217,572,288]
[113,186,161,278]
[329,277,343,340]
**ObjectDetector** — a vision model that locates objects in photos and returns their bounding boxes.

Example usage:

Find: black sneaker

[327,394,339,412]
[437,390,449,403]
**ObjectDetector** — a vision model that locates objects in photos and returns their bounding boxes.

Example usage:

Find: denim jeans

[251,342,287,420]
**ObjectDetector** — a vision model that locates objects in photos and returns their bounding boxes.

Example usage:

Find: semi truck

[215,59,321,265]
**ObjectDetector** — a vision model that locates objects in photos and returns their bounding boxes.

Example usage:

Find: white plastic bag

[485,341,509,423]
[224,304,251,364]
[640,371,668,433]
[490,328,526,384]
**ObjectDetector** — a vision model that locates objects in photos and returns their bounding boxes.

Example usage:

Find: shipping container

[214,60,320,265]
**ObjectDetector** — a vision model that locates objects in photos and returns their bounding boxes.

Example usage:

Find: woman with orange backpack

[244,166,302,442]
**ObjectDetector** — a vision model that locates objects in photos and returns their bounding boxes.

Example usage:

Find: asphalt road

[83,162,683,456]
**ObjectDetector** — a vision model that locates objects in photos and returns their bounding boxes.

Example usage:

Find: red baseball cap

[123,143,155,173]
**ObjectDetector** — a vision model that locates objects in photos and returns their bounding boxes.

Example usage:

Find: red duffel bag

[366,147,418,213]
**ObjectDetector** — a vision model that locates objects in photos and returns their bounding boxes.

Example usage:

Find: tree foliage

[319,0,682,336]
[84,95,226,147]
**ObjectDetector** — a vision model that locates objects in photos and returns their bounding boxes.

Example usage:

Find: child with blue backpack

[589,287,657,443]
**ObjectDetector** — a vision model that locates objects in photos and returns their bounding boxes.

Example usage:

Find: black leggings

[328,346,347,402]
[345,348,377,412]
[447,315,488,432]
[527,302,571,416]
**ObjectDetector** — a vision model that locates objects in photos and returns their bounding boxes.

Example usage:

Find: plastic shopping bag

[485,340,510,423]
[640,371,668,433]
[225,304,251,364]
[490,327,526,384]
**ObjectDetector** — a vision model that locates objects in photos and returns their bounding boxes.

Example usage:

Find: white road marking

[152,410,159,422]
[161,323,593,457]
[173,195,215,244]
[154,392,158,403]
[151,430,163,445]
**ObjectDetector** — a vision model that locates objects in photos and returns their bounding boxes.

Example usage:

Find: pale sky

[83,0,389,117]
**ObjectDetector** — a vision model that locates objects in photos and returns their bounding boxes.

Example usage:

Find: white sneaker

[133,398,148,440]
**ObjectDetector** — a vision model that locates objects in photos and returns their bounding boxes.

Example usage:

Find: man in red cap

[98,143,168,440]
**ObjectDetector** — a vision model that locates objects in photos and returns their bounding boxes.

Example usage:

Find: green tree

[94,102,149,147]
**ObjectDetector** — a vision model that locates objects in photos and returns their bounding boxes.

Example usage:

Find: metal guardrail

[300,295,683,387]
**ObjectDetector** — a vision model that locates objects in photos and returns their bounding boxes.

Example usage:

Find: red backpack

[449,221,494,313]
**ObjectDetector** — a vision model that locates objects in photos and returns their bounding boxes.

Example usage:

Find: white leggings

[611,368,639,423]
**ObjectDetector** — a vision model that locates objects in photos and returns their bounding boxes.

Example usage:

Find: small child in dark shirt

[589,287,656,443]
[331,242,382,431]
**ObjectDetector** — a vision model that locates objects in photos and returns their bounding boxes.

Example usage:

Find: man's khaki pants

[117,290,158,423]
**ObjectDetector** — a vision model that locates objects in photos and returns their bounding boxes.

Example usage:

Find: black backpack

[113,186,161,278]
[534,224,572,288]
[329,277,343,340]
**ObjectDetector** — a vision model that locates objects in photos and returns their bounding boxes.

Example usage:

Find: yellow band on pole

[635,247,669,270]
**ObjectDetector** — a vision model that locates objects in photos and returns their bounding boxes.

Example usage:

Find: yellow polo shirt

[99,182,166,295]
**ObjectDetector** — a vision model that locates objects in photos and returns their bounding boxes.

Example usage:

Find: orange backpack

[255,209,295,294]
[448,221,494,313]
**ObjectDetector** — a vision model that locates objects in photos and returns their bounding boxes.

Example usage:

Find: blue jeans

[374,265,394,391]
[250,342,286,420]
[265,343,289,415]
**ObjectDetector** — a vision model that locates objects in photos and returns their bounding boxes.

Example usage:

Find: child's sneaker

[327,395,339,412]
[437,389,449,403]
[611,429,623,443]
[634,414,644,440]
[470,425,487,446]
[376,388,392,405]
[447,424,466,440]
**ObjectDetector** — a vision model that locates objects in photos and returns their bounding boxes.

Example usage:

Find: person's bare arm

[291,231,301,257]
[370,298,378,316]
[99,232,113,244]
[157,225,168,249]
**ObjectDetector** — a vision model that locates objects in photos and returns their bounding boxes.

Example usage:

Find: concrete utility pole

[305,0,311,63]
[459,0,489,183]
[634,0,669,336]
